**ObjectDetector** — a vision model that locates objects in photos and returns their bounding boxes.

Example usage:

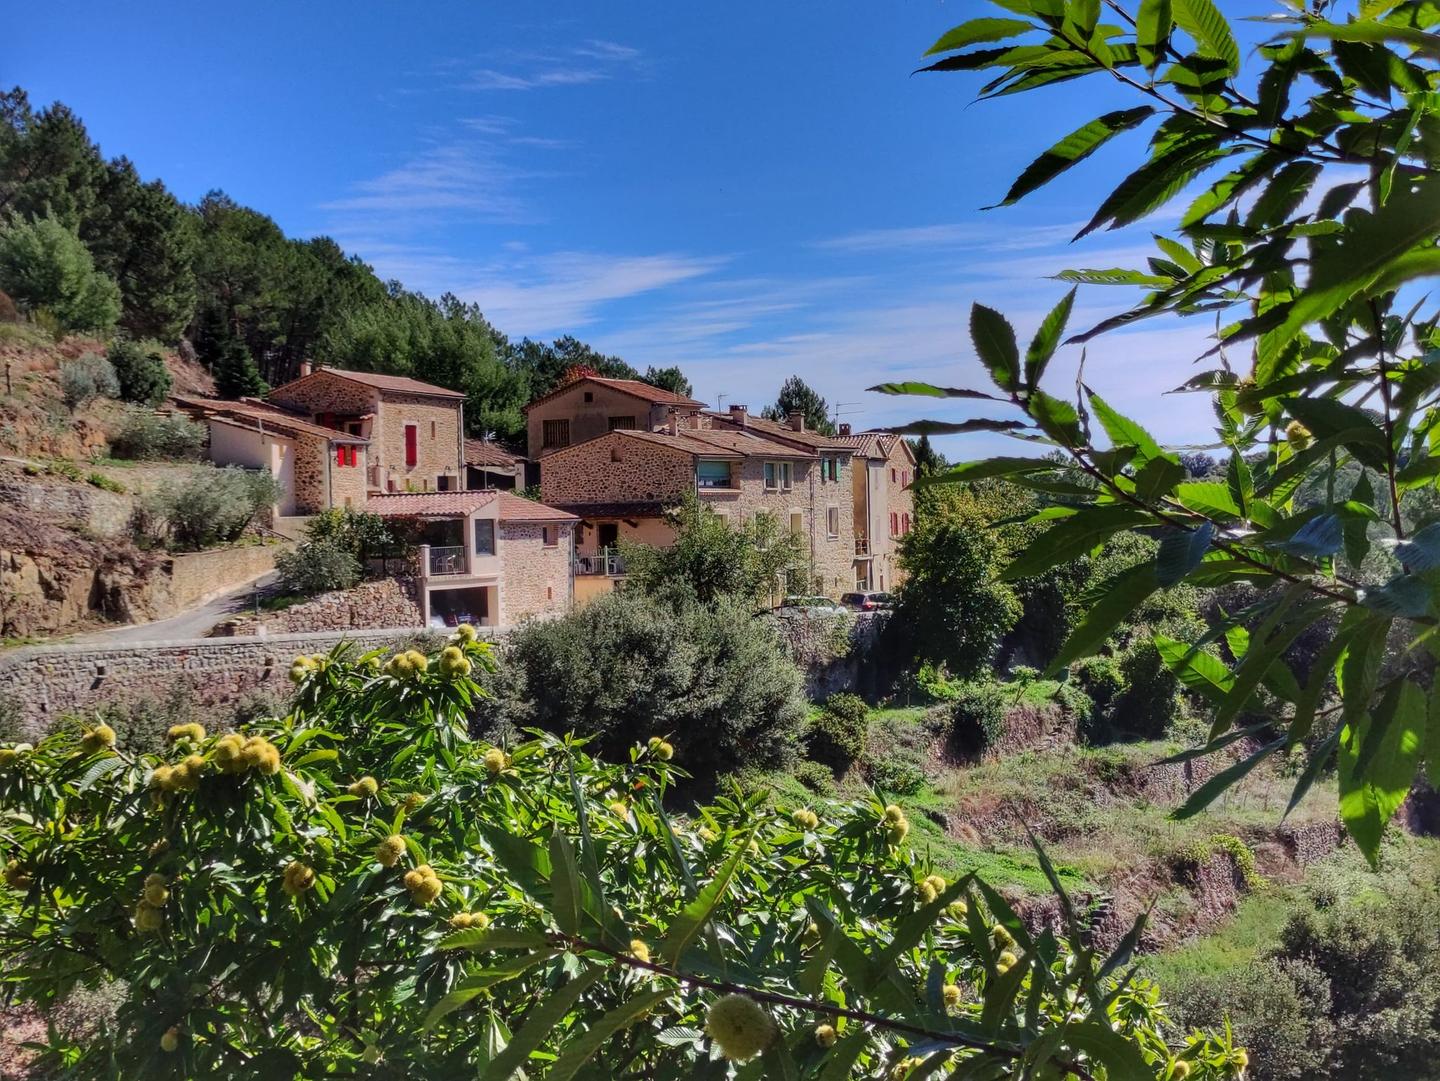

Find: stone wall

[527,381,674,457]
[330,444,369,510]
[540,432,691,505]
[269,371,377,417]
[499,523,574,624]
[169,544,285,609]
[221,577,421,637]
[770,610,890,698]
[376,392,463,492]
[0,473,133,536]
[291,433,331,514]
[0,627,441,739]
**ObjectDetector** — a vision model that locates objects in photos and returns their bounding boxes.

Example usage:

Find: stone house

[367,489,577,627]
[539,405,860,602]
[463,438,531,491]
[171,394,370,516]
[524,374,705,459]
[836,426,916,592]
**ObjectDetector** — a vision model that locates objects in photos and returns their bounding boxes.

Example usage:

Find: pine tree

[761,375,834,435]
[213,337,268,399]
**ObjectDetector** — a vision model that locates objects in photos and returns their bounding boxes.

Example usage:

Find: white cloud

[320,143,537,221]
[462,40,645,92]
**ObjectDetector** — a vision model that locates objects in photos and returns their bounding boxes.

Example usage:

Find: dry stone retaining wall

[220,577,421,636]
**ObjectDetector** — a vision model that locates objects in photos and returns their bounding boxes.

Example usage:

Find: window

[404,424,418,467]
[542,419,570,449]
[430,420,436,439]
[474,518,495,556]
[891,468,897,483]
[346,421,362,435]
[608,415,636,431]
[902,512,911,534]
[890,511,899,536]
[763,461,792,491]
[437,474,453,492]
[542,526,558,548]
[827,505,840,537]
[583,391,594,402]
[789,511,803,536]
[697,460,731,488]
[830,457,841,482]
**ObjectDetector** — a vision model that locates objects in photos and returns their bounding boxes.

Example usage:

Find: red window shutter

[335,446,344,466]
[405,426,417,467]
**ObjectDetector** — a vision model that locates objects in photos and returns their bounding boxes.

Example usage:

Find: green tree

[880,0,1440,862]
[107,338,173,406]
[911,434,947,477]
[0,215,120,332]
[892,482,1022,679]
[0,634,1240,1079]
[504,333,641,401]
[0,93,106,231]
[621,494,807,608]
[762,374,835,436]
[213,336,268,399]
[643,364,693,398]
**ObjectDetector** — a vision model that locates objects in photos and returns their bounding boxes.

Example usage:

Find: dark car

[840,591,893,611]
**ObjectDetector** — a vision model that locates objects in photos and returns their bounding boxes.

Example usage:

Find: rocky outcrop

[0,473,132,536]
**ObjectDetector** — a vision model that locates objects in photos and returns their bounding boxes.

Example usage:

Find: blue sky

[10,2,1274,456]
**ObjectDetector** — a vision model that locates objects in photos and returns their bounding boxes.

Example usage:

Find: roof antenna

[717,392,727,412]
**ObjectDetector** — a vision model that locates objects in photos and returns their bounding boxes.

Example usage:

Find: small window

[431,420,437,439]
[827,506,840,537]
[474,518,496,555]
[405,423,418,467]
[890,512,898,536]
[891,468,897,483]
[347,421,362,435]
[781,462,793,491]
[583,391,594,402]
[789,511,803,535]
[437,474,453,492]
[902,512,911,534]
[831,458,842,482]
[608,415,636,431]
[542,419,570,449]
[765,461,791,491]
[611,446,623,463]
[542,526,558,548]
[697,460,731,488]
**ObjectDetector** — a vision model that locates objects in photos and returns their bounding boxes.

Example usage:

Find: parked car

[840,591,893,611]
[774,595,848,615]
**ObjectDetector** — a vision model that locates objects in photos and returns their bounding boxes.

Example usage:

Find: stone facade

[221,577,421,637]
[268,371,376,416]
[290,433,332,514]
[169,544,286,609]
[377,392,464,493]
[844,432,916,592]
[527,381,681,458]
[330,443,370,509]
[540,433,692,505]
[499,522,575,624]
[0,627,446,739]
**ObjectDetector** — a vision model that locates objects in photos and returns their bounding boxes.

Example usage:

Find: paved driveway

[69,571,283,644]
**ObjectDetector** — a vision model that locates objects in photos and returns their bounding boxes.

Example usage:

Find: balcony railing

[575,546,625,577]
[855,536,870,555]
[428,545,467,576]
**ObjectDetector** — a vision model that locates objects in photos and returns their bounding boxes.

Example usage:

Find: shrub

[914,661,962,702]
[1177,834,1263,891]
[86,472,124,493]
[1052,681,1093,725]
[0,635,1238,1077]
[304,506,401,564]
[106,339,172,406]
[59,353,119,409]
[862,754,927,796]
[792,758,838,796]
[276,538,362,596]
[489,589,807,784]
[0,215,120,333]
[147,466,281,550]
[109,411,205,461]
[947,680,1009,757]
[804,693,869,770]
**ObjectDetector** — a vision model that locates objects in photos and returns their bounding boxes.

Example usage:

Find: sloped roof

[367,491,498,517]
[841,429,918,465]
[274,366,466,400]
[523,375,705,413]
[497,491,578,522]
[464,439,526,468]
[173,395,368,444]
[706,412,855,452]
[608,427,814,460]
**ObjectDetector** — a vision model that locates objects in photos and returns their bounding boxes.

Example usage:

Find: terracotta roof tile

[276,367,467,400]
[497,491,578,522]
[709,412,855,451]
[172,395,368,444]
[523,375,705,412]
[366,491,498,516]
[613,427,814,459]
[463,439,525,467]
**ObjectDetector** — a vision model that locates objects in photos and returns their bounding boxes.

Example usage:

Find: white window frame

[764,461,792,491]
[826,505,840,538]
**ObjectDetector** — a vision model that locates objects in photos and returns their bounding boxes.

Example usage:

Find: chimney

[728,404,748,428]
[838,422,852,436]
[298,360,313,378]
[787,411,805,432]
[668,415,679,436]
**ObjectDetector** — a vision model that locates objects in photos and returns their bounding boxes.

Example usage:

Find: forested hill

[0,88,693,445]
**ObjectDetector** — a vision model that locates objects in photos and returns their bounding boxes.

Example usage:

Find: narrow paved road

[68,571,283,645]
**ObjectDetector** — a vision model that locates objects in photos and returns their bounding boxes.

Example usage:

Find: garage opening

[428,585,495,629]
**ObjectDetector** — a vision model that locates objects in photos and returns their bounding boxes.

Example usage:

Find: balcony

[428,545,467,576]
[575,546,625,577]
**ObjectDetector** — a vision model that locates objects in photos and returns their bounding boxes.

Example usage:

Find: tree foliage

[0,635,1240,1079]
[763,374,836,435]
[881,0,1440,864]
[0,214,120,332]
[107,339,173,407]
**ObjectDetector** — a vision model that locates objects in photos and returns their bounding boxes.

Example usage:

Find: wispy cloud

[462,39,646,92]
[320,143,538,221]
[814,220,1086,254]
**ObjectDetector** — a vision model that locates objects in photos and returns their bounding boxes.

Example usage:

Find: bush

[490,589,807,784]
[148,466,282,550]
[276,538,362,596]
[59,353,119,410]
[792,758,838,796]
[0,635,1238,1077]
[1052,681,1094,725]
[86,472,124,493]
[947,680,1010,757]
[304,506,401,564]
[109,411,205,460]
[862,754,927,795]
[106,339,172,406]
[0,215,120,333]
[804,692,869,770]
